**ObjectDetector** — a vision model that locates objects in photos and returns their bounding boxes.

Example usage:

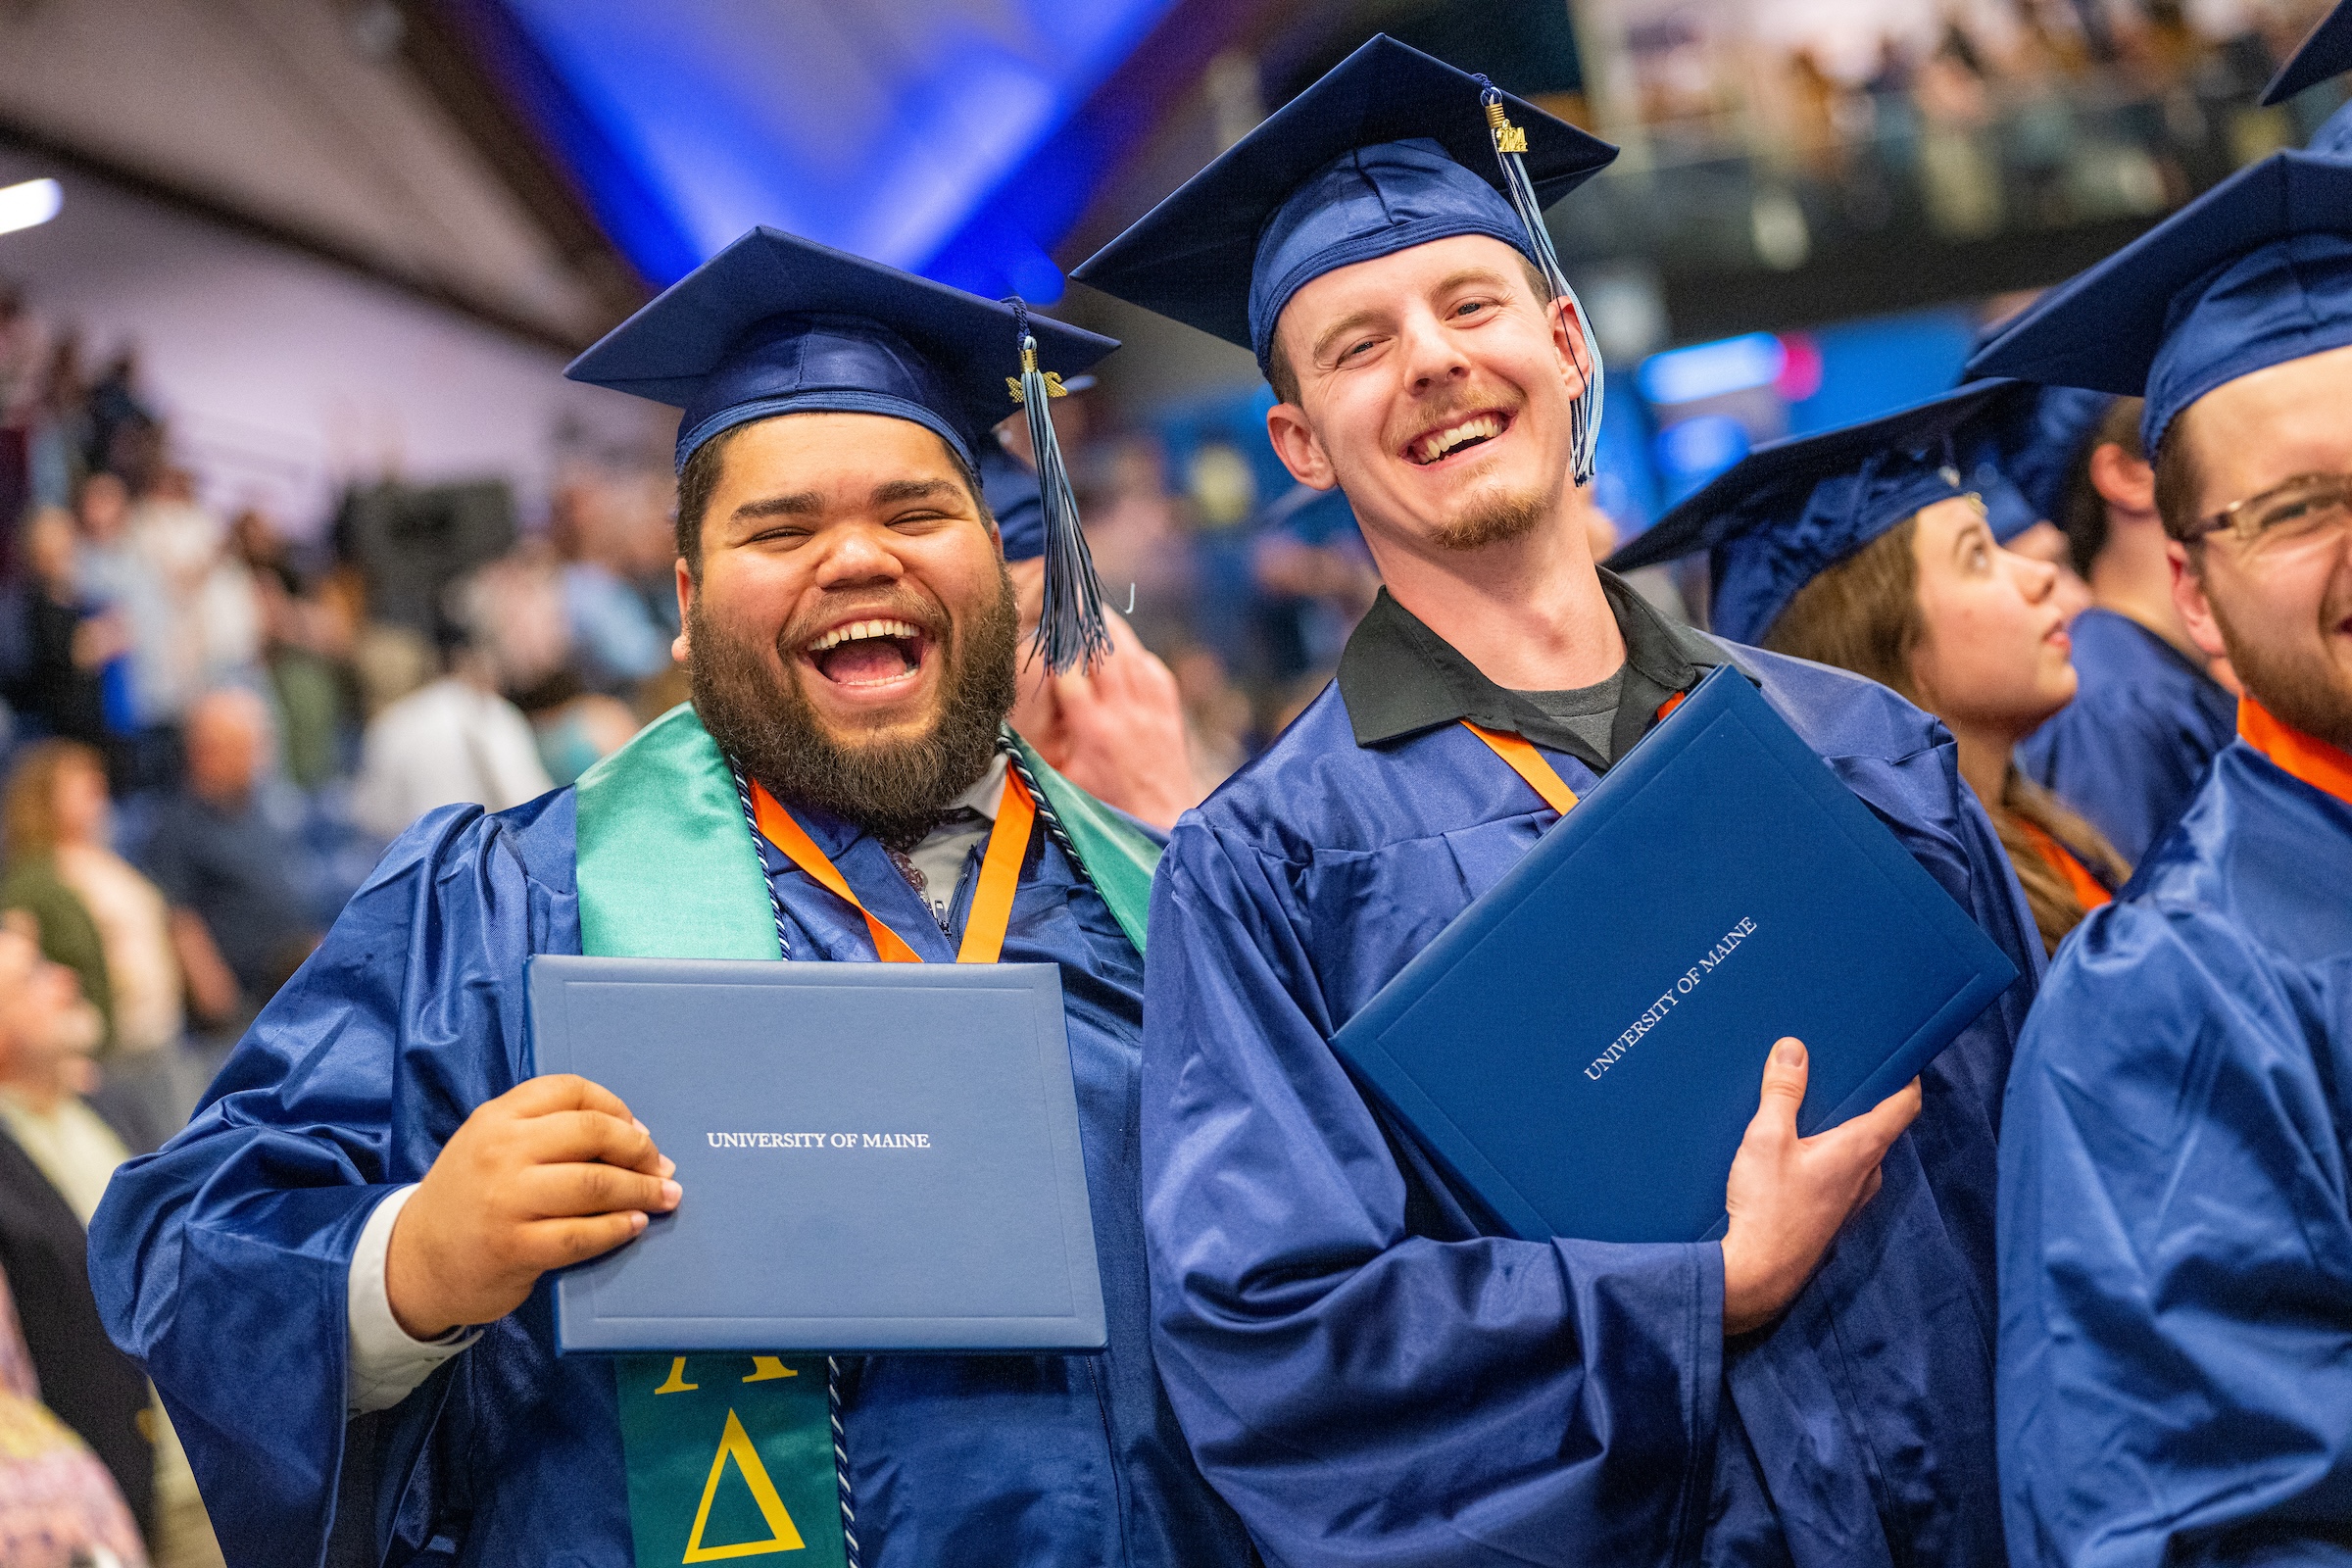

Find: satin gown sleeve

[87,802,561,1568]
[1142,817,1725,1568]
[1998,898,2352,1568]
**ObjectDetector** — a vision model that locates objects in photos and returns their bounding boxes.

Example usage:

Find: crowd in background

[0,284,1396,1134]
[1570,0,2339,286]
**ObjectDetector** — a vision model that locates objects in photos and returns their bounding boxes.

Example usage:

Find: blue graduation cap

[1954,379,2115,540]
[1070,34,1617,479]
[978,433,1045,563]
[1606,382,2016,645]
[2265,0,2352,104]
[567,226,1119,669]
[1965,151,2352,457]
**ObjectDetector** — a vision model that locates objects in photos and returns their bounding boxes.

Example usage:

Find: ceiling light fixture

[0,178,64,237]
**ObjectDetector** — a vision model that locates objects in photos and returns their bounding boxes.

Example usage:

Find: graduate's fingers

[514,1106,668,1178]
[514,1160,681,1222]
[501,1072,637,1127]
[1809,1076,1923,1164]
[1744,1038,1809,1147]
[514,1211,652,1274]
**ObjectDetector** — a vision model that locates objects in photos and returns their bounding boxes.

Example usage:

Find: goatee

[1431,483,1548,553]
[689,573,1020,850]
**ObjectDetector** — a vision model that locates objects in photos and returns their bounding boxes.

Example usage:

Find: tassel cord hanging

[1004,298,1112,674]
[1475,78,1605,487]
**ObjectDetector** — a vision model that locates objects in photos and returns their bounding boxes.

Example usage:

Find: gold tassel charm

[1484,99,1528,154]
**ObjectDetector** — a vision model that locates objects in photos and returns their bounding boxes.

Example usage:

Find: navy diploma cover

[527,956,1107,1353]
[1330,666,2019,1244]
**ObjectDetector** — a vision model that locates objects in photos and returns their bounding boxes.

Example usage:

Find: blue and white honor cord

[727,757,860,1567]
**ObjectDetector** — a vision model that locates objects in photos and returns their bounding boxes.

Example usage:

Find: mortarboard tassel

[1005,297,1111,674]
[1476,77,1605,487]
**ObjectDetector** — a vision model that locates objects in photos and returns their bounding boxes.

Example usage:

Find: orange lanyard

[1461,689,1686,816]
[2013,818,2113,910]
[2240,697,2352,808]
[749,771,1037,964]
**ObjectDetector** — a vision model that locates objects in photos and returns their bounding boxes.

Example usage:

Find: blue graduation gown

[1144,646,2042,1568]
[87,786,1254,1568]
[2016,608,2235,864]
[1996,742,2352,1568]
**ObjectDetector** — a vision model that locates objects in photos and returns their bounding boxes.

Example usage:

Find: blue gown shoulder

[1997,744,2352,1566]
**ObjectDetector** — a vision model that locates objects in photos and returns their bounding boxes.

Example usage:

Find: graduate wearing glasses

[1074,36,2042,1568]
[1973,148,2352,1566]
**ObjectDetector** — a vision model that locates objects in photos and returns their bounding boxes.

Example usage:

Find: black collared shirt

[1334,569,1729,774]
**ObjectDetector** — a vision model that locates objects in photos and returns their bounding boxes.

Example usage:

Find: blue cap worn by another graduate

[1956,380,2116,541]
[2266,0,2352,105]
[1958,314,2116,534]
[2262,0,2352,154]
[1606,381,2017,645]
[978,432,1047,564]
[1071,34,1618,479]
[1966,150,2352,458]
[567,227,1120,669]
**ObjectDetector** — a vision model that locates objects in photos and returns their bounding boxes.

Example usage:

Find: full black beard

[690,573,1020,850]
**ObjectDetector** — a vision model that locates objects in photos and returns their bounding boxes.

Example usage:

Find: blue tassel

[1004,297,1110,674]
[1474,77,1604,487]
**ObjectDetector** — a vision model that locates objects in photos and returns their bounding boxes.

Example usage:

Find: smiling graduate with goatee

[84,231,1254,1568]
[1073,35,2042,1568]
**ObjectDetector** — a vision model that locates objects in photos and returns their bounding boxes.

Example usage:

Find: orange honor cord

[2239,697,2352,808]
[750,776,1036,965]
[955,771,1034,965]
[2014,818,2112,911]
[1464,691,1694,816]
[1462,723,1580,813]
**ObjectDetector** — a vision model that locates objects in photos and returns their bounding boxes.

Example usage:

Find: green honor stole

[571,705,1156,1566]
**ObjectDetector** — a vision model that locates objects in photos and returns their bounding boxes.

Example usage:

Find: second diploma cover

[1328,665,2019,1246]
[527,956,1106,1354]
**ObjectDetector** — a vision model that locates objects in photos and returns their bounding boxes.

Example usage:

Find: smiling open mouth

[802,617,930,687]
[1406,412,1510,466]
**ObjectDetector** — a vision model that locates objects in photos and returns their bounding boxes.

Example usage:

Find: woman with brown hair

[1612,381,2127,954]
[0,740,193,1148]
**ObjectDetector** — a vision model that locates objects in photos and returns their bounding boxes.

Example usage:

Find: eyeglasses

[2188,473,2352,563]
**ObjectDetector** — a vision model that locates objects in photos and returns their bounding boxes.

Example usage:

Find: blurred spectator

[231,510,355,792]
[4,508,130,750]
[352,626,553,839]
[549,474,673,692]
[138,690,318,1028]
[74,475,180,792]
[128,470,261,700]
[0,283,44,559]
[0,927,152,1538]
[0,928,220,1567]
[80,351,155,489]
[26,327,87,514]
[3,742,192,1152]
[0,1255,149,1568]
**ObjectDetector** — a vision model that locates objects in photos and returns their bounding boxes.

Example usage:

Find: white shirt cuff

[346,1185,479,1417]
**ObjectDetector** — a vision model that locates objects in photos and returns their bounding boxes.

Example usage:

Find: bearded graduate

[1972,150,2352,1567]
[85,230,1255,1568]
[1070,36,2041,1568]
